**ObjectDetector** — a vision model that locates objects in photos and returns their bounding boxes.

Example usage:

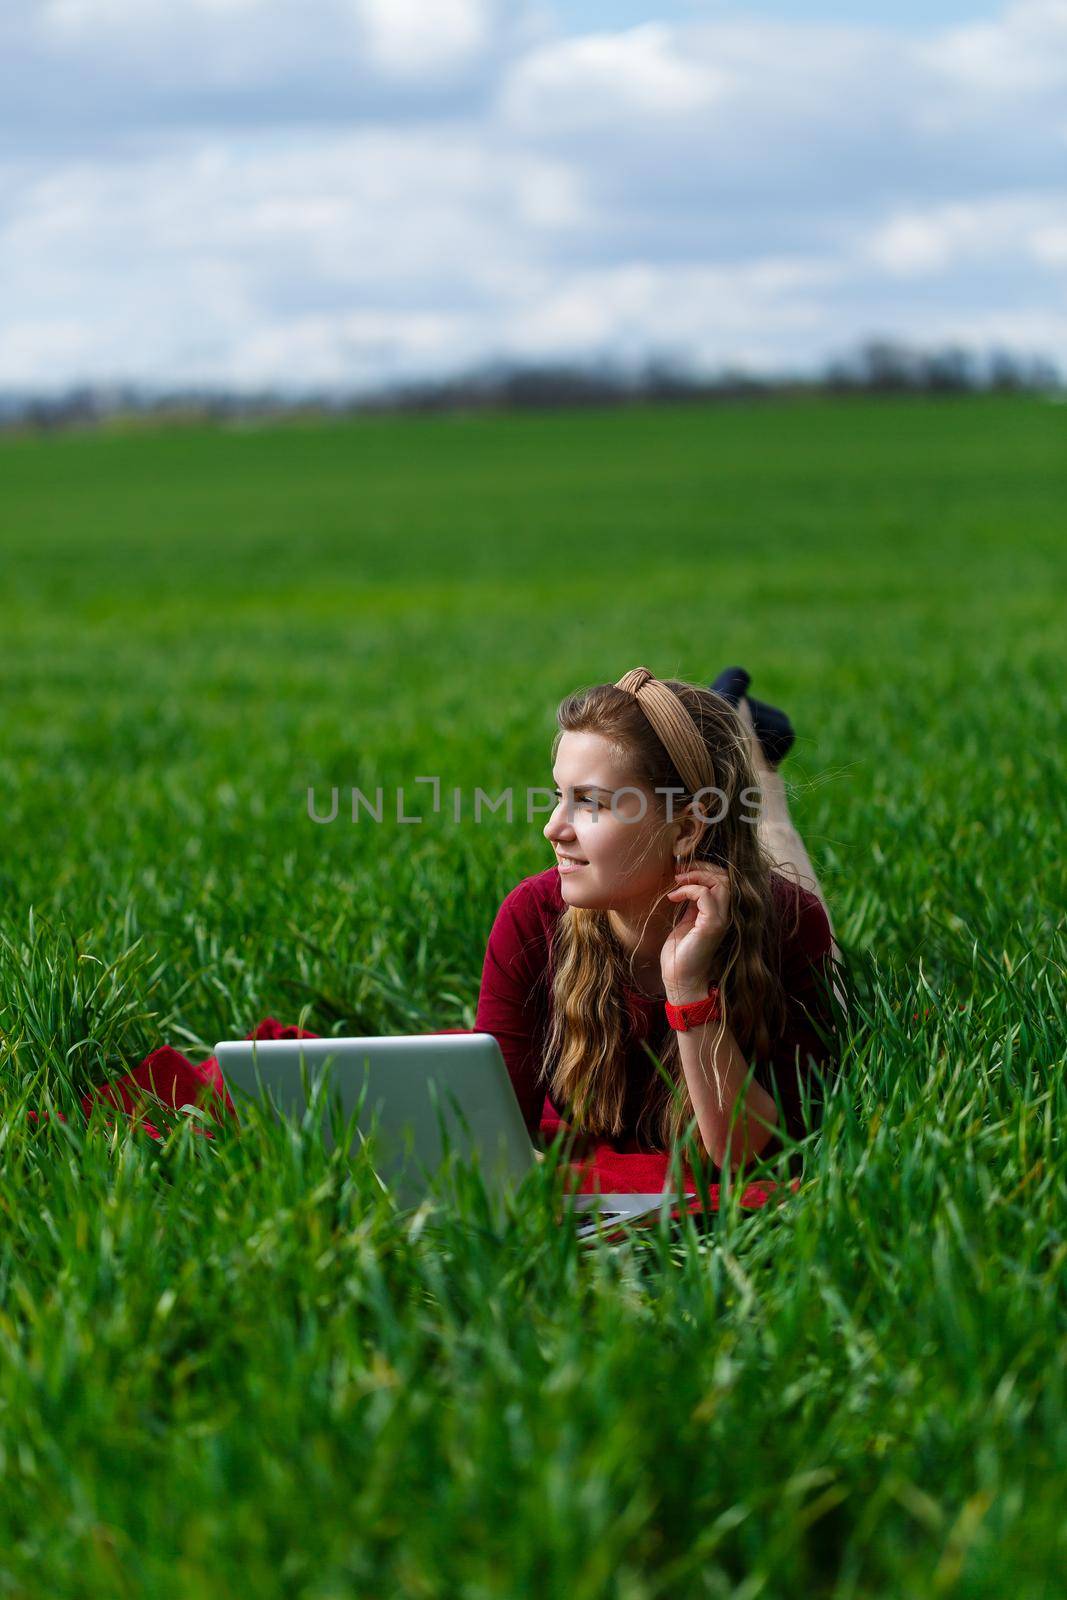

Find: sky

[1,0,1064,395]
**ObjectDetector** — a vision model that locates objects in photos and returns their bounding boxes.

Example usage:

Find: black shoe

[709,666,796,769]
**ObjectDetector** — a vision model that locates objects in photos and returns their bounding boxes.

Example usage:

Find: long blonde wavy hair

[541,674,800,1152]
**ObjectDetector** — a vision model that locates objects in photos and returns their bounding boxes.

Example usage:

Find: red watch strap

[664,986,722,1031]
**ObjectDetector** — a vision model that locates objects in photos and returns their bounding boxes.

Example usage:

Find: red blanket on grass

[28,1019,798,1215]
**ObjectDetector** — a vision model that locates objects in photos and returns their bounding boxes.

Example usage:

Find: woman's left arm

[671,1011,781,1172]
[662,865,780,1174]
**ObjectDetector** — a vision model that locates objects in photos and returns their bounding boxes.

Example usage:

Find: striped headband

[614,666,716,806]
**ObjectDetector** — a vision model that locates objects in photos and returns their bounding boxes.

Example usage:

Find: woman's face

[543,730,674,912]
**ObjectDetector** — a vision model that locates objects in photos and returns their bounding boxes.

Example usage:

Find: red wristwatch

[664,986,722,1032]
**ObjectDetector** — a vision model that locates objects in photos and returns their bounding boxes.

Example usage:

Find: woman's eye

[554,792,593,808]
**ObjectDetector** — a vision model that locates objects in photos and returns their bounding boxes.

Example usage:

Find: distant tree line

[1,337,1061,432]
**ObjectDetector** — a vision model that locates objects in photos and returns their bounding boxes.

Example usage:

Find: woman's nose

[544,804,574,843]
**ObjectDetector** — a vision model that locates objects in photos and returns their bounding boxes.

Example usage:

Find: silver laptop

[213,1033,679,1240]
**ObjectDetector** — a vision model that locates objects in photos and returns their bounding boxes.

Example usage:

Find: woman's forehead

[552,730,630,786]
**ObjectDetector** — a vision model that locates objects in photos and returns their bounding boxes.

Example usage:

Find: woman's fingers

[669,879,728,898]
[667,884,724,913]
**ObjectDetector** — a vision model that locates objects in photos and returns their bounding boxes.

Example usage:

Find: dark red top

[475,865,840,1164]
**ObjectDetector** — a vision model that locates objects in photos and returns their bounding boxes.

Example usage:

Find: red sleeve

[753,888,842,1162]
[474,882,552,1139]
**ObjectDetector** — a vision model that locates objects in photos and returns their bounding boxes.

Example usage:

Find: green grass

[1,393,1064,1597]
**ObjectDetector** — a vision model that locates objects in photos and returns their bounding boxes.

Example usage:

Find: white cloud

[350,0,494,78]
[498,257,845,367]
[511,160,588,229]
[1,1,1065,392]
[916,0,1067,95]
[919,306,1067,354]
[43,0,265,30]
[500,24,725,128]
[0,129,593,388]
[223,308,469,388]
[15,0,516,114]
[1031,222,1067,264]
[864,194,1067,277]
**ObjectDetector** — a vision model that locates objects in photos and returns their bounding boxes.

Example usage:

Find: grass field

[1,393,1064,1597]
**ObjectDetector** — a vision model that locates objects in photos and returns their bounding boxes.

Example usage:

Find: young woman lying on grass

[475,666,845,1180]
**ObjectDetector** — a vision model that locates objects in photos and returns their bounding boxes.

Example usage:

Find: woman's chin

[559,872,607,907]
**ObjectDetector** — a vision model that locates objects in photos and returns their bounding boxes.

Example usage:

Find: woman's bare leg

[736,697,844,975]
